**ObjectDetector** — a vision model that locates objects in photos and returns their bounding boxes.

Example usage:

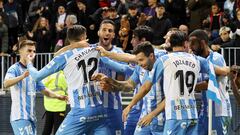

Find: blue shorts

[198,114,231,135]
[11,119,36,135]
[134,123,164,135]
[197,114,208,135]
[124,108,141,135]
[56,107,110,135]
[212,116,231,135]
[163,119,198,135]
[105,108,124,135]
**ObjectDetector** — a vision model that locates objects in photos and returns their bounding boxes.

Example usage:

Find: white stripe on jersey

[93,82,102,105]
[185,100,192,119]
[22,74,27,120]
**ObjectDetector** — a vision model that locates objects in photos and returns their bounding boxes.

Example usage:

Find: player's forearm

[195,81,208,92]
[111,80,134,92]
[3,76,25,88]
[149,99,165,118]
[101,57,134,74]
[231,80,240,105]
[106,52,136,63]
[215,66,230,76]
[27,63,55,81]
[128,81,152,108]
[54,45,72,57]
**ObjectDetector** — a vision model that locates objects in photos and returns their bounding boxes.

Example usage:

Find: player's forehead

[100,23,114,30]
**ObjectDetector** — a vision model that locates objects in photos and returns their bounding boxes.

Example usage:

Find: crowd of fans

[0,0,240,56]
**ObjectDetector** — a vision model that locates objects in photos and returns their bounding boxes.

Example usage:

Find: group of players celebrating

[4,19,237,135]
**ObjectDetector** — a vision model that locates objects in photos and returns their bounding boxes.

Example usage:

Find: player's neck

[172,46,185,52]
[100,43,113,51]
[202,47,211,58]
[19,59,27,66]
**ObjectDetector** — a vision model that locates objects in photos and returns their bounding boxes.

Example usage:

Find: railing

[221,47,240,66]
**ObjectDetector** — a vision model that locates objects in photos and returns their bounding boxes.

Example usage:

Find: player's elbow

[3,80,10,88]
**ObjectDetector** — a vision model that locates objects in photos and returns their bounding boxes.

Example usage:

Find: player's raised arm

[54,39,89,57]
[100,57,134,74]
[96,46,137,63]
[26,54,66,82]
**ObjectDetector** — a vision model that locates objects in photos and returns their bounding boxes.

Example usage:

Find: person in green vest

[42,70,67,135]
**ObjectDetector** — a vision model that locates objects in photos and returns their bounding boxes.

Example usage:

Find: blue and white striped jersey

[4,62,45,122]
[131,65,165,125]
[205,51,232,117]
[97,45,125,110]
[148,52,209,120]
[27,47,103,109]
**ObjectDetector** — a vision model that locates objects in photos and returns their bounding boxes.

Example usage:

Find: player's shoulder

[210,51,225,66]
[8,62,21,71]
[154,48,167,58]
[212,51,224,60]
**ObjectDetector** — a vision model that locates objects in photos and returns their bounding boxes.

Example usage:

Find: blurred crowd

[0,0,240,56]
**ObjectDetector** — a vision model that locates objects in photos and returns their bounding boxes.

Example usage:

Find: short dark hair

[133,25,153,42]
[67,25,86,42]
[189,29,209,44]
[18,40,36,50]
[156,2,165,8]
[169,31,188,47]
[100,19,115,30]
[133,41,154,57]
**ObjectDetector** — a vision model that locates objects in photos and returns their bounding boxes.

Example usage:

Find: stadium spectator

[0,14,8,56]
[146,3,172,45]
[202,3,223,39]
[165,0,187,27]
[54,14,77,52]
[143,0,157,20]
[4,0,23,53]
[179,24,189,35]
[187,0,214,31]
[27,17,52,53]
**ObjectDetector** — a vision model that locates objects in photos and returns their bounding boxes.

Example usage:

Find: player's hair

[67,25,86,42]
[189,29,209,44]
[132,41,154,57]
[133,25,153,42]
[100,19,116,30]
[18,40,36,50]
[169,31,188,47]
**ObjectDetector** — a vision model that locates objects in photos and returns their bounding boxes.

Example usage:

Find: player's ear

[97,30,100,36]
[149,53,154,60]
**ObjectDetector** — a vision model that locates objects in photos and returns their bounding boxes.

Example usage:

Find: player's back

[62,47,102,109]
[160,52,201,120]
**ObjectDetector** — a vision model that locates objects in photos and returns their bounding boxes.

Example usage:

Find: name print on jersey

[173,59,196,68]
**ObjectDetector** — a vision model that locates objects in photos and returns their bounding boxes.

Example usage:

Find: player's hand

[122,106,131,122]
[96,46,109,57]
[137,113,154,127]
[21,71,29,78]
[91,73,107,81]
[27,54,36,64]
